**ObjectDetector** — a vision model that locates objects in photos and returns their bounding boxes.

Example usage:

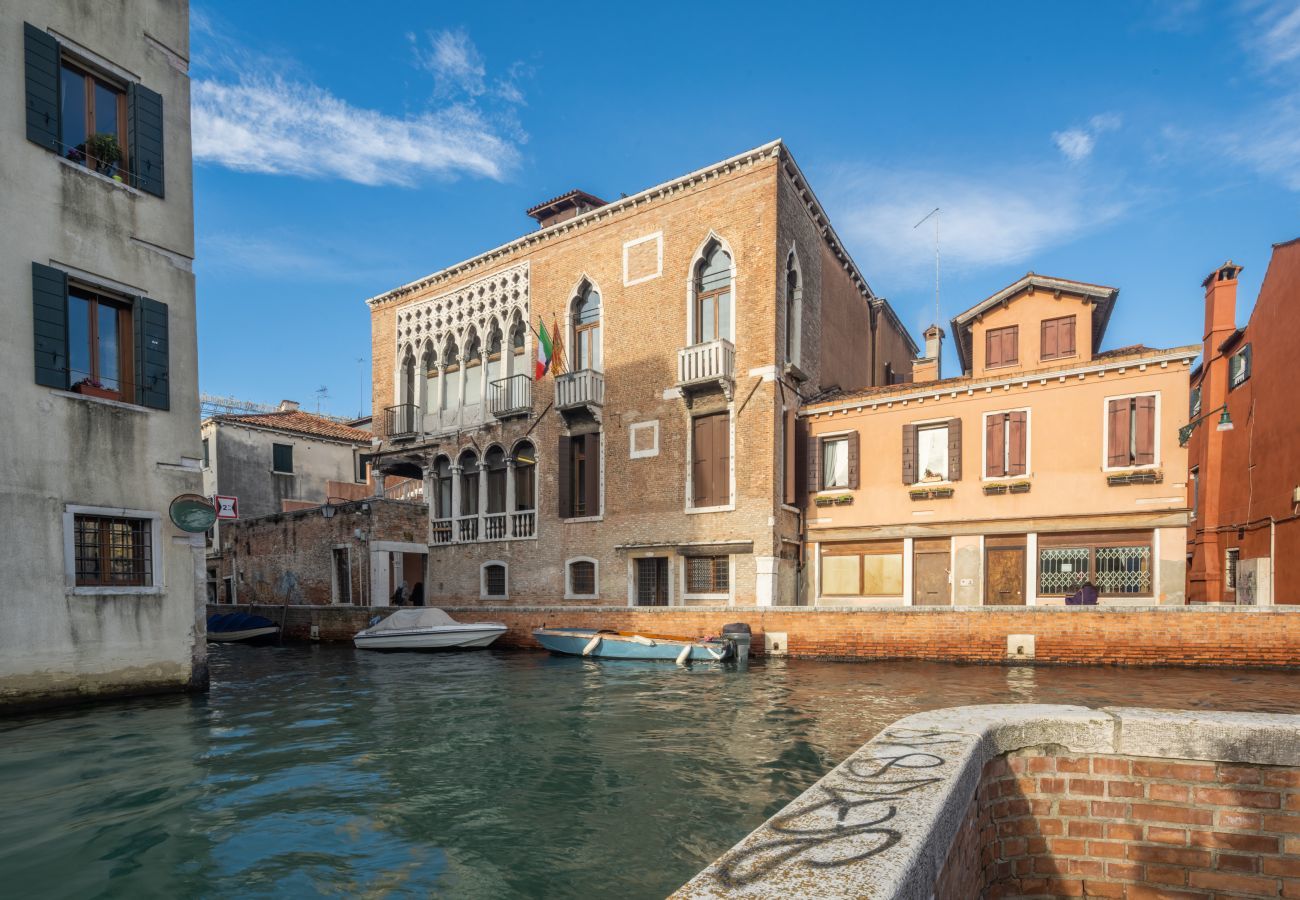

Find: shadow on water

[2,644,1299,899]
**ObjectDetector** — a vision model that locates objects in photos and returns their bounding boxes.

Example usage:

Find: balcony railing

[484,513,508,540]
[489,374,532,418]
[382,478,425,503]
[384,403,418,439]
[457,515,479,542]
[428,508,537,546]
[511,510,536,538]
[677,339,735,390]
[555,369,605,412]
[430,518,453,545]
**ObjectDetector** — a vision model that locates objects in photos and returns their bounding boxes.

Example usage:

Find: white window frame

[1100,391,1161,473]
[63,504,164,595]
[980,407,1033,482]
[680,555,735,604]
[818,432,851,492]
[480,560,509,600]
[564,556,600,600]
[622,231,663,286]
[684,404,736,514]
[684,231,737,348]
[628,420,660,459]
[913,419,952,486]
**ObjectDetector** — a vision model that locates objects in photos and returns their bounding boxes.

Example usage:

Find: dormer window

[985,325,1019,369]
[1041,315,1076,362]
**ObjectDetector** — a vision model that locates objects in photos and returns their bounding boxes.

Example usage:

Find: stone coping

[671,704,1300,899]
[225,603,1300,616]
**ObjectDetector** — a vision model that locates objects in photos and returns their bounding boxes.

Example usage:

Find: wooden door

[985,547,1026,605]
[913,550,951,606]
[636,558,669,606]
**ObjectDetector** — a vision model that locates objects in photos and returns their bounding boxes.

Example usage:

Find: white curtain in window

[917,426,949,481]
[823,439,849,488]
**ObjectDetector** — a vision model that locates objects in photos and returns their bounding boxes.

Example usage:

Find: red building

[1186,239,1300,604]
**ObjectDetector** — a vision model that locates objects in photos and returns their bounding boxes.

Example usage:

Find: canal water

[3,646,1300,899]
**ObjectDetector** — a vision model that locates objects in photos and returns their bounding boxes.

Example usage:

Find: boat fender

[676,645,692,667]
[629,635,656,646]
[703,644,726,661]
[582,634,602,656]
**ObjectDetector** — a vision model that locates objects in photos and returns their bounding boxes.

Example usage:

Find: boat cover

[368,608,461,632]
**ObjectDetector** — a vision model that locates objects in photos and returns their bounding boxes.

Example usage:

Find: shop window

[1038,534,1154,597]
[820,542,904,597]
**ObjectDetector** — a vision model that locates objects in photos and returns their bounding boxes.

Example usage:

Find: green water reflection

[2,644,1299,898]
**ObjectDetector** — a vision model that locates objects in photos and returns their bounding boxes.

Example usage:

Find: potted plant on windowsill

[72,378,117,400]
[832,494,853,505]
[1106,469,1163,486]
[814,496,836,507]
[1008,481,1032,494]
[84,132,122,178]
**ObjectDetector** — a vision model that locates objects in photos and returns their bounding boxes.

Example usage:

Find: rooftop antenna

[314,385,329,414]
[356,357,366,418]
[913,207,941,327]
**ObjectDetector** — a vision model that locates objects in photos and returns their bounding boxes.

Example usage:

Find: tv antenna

[314,384,330,414]
[914,207,941,325]
[356,357,366,418]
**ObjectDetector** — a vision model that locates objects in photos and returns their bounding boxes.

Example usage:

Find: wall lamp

[1178,404,1233,447]
[321,497,353,519]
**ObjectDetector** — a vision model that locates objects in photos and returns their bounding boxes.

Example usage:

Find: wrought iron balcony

[489,374,532,419]
[677,339,735,400]
[384,403,418,440]
[555,369,605,412]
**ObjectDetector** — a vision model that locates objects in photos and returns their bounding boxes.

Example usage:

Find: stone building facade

[366,141,916,608]
[0,1,204,708]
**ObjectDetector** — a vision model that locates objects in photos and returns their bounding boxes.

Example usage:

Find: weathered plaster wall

[209,423,366,520]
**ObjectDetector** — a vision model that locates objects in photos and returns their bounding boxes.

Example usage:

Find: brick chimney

[913,324,945,383]
[525,189,608,229]
[278,400,300,412]
[1203,261,1241,347]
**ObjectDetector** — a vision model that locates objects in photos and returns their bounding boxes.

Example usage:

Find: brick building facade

[365,141,916,608]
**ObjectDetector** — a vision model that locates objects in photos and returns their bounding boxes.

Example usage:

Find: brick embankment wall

[211,604,1300,668]
[940,749,1300,898]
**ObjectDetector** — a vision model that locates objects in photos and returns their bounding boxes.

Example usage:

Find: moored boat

[533,623,751,665]
[207,612,280,644]
[354,608,507,650]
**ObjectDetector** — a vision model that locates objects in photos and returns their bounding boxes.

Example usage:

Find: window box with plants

[910,486,954,501]
[814,494,854,507]
[1106,469,1163,487]
[72,378,118,400]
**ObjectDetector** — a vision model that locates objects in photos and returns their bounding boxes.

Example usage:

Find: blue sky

[192,1,1300,418]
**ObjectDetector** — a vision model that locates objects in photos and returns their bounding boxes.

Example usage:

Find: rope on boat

[582,634,602,656]
[676,645,692,667]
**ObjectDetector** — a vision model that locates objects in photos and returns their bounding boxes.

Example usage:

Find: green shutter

[24,23,59,152]
[128,82,165,197]
[134,296,169,409]
[32,262,69,389]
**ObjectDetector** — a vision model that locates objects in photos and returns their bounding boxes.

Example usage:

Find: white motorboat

[354,608,507,651]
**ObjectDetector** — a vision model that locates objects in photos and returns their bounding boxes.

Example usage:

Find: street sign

[214,495,239,520]
[170,493,217,533]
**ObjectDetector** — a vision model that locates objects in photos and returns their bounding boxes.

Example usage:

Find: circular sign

[170,493,217,533]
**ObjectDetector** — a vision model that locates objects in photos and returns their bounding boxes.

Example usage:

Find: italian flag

[535,319,553,380]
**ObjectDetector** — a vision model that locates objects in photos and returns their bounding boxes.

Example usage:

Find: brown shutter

[584,432,602,514]
[902,424,917,484]
[986,413,1006,478]
[846,431,860,490]
[1042,319,1058,360]
[557,436,573,518]
[1134,396,1155,466]
[693,416,713,507]
[1107,399,1130,467]
[807,433,822,494]
[947,417,963,481]
[1008,411,1027,475]
[1062,316,1076,356]
[985,329,1000,368]
[713,414,730,506]
[1008,326,1019,364]
[783,410,797,505]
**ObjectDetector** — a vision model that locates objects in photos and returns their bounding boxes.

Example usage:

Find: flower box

[983,483,1009,496]
[72,381,119,400]
[1107,470,1163,486]
[814,497,835,507]
[832,495,854,506]
[1008,482,1032,494]
[910,487,954,501]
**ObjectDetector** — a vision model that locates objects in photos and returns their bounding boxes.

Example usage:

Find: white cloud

[1052,113,1122,162]
[828,165,1129,287]
[1243,0,1300,70]
[418,28,486,98]
[1224,96,1300,189]
[192,76,517,186]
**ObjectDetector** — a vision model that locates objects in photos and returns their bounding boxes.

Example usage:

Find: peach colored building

[364,141,916,608]
[802,274,1197,607]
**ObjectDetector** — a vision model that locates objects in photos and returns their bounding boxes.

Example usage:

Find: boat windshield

[368,608,460,632]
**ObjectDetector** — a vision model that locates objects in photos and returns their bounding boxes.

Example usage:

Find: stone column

[505,459,517,538]
[754,555,779,607]
[449,465,462,531]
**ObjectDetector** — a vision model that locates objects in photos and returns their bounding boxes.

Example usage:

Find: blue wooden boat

[207,612,280,644]
[532,624,750,665]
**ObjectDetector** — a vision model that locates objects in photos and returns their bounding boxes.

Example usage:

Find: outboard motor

[721,623,752,669]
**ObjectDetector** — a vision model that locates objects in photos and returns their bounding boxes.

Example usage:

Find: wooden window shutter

[32,262,69,389]
[1008,411,1027,476]
[947,417,962,481]
[693,416,713,507]
[986,413,1006,478]
[985,329,1000,368]
[557,436,573,518]
[901,424,917,484]
[1107,399,1130,467]
[783,410,797,505]
[1134,396,1156,466]
[1042,319,1058,360]
[24,24,59,152]
[134,296,170,409]
[128,82,165,198]
[713,414,730,507]
[806,433,821,495]
[1062,317,1076,356]
[846,431,860,490]
[1006,326,1019,364]
[584,432,602,515]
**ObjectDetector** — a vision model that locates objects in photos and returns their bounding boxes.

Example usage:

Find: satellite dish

[170,493,217,533]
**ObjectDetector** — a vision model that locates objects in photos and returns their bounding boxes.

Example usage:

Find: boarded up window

[820,541,904,597]
[1041,315,1077,361]
[692,412,730,507]
[985,411,1028,477]
[985,325,1019,368]
[1107,396,1156,468]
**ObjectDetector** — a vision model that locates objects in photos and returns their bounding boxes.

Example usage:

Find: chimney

[1202,261,1241,343]
[525,190,608,229]
[278,400,300,412]
[913,324,945,383]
